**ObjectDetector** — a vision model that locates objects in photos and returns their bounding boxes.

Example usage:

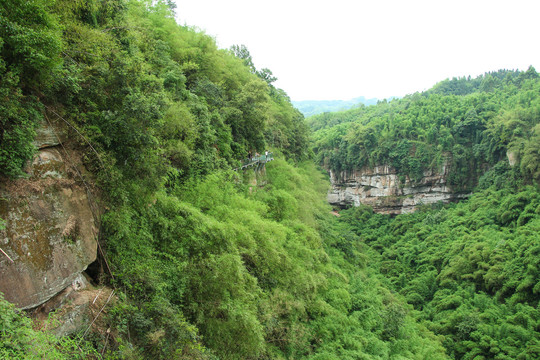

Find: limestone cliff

[0,118,99,310]
[327,164,469,214]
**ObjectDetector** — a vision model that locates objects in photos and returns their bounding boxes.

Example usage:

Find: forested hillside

[334,184,540,359]
[310,69,540,188]
[0,0,446,358]
[1,0,539,359]
[309,70,540,358]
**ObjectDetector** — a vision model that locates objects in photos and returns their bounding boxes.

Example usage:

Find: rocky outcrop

[31,274,114,337]
[33,118,69,150]
[0,118,98,309]
[30,273,93,336]
[327,164,469,214]
[507,150,518,167]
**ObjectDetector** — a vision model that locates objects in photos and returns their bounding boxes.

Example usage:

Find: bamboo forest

[0,1,538,359]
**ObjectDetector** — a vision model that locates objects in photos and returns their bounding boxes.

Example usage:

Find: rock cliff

[0,118,99,310]
[327,164,469,214]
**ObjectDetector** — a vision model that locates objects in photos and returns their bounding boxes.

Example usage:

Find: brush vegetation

[0,0,539,359]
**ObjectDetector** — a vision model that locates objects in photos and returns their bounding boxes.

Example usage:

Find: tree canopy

[310,68,540,187]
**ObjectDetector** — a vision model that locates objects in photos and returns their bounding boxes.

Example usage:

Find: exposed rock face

[507,150,518,167]
[33,118,68,150]
[327,164,469,214]
[31,274,115,337]
[31,274,93,336]
[0,120,98,309]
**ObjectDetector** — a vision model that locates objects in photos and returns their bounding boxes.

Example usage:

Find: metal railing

[234,152,274,171]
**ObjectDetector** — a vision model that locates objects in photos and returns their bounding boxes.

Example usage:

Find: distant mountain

[292,96,384,117]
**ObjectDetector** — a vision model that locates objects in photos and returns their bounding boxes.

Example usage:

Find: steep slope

[2,1,539,359]
[327,163,470,214]
[0,1,447,359]
[310,69,540,358]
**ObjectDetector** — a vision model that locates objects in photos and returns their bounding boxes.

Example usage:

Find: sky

[174,0,540,101]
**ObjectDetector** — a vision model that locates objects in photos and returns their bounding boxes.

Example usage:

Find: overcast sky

[174,0,540,101]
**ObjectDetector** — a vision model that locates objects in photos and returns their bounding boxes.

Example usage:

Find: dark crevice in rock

[84,258,105,286]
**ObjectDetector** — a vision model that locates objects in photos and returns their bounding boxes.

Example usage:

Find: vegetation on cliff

[310,68,540,188]
[1,0,539,359]
[0,0,308,183]
[0,293,99,359]
[0,0,444,358]
[336,181,540,359]
[307,70,540,358]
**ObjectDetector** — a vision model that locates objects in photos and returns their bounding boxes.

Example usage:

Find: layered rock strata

[327,165,469,214]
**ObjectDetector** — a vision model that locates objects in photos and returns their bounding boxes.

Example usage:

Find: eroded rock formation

[0,118,98,309]
[327,164,469,214]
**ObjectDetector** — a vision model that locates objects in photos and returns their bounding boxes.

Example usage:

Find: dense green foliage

[103,160,448,359]
[0,294,99,359]
[308,73,540,358]
[310,68,540,188]
[2,0,443,358]
[0,0,308,182]
[2,0,540,359]
[0,0,62,176]
[336,180,540,359]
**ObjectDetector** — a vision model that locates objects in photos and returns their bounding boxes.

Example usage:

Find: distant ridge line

[293,96,397,117]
